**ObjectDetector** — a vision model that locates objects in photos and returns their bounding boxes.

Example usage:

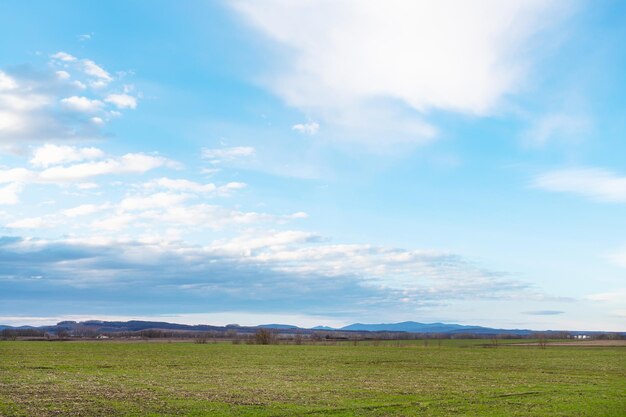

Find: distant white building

[574,334,589,339]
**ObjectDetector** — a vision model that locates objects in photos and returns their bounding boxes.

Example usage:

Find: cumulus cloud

[0,183,22,205]
[30,144,105,168]
[533,168,626,203]
[120,192,190,211]
[6,216,56,229]
[62,203,110,217]
[245,243,525,297]
[105,93,137,109]
[0,52,137,143]
[210,230,322,256]
[81,59,112,83]
[292,121,319,135]
[0,235,537,319]
[233,0,569,144]
[90,213,137,231]
[59,200,300,233]
[138,204,304,229]
[202,146,255,164]
[0,150,175,187]
[144,177,246,195]
[50,51,113,83]
[55,71,71,80]
[60,96,104,113]
[50,52,77,62]
[0,71,18,90]
[0,168,34,184]
[38,153,175,182]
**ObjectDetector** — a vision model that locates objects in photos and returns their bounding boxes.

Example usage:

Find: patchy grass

[0,341,624,416]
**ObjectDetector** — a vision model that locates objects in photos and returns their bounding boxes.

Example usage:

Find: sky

[0,0,625,331]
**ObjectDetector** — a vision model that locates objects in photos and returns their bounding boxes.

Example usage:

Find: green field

[0,341,624,416]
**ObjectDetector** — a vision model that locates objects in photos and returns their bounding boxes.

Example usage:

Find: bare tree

[255,328,276,345]
[538,336,548,349]
[490,336,499,348]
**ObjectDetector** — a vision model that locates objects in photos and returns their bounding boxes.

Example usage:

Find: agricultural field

[0,340,624,416]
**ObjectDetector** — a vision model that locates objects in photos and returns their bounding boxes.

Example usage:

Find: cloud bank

[233,0,568,144]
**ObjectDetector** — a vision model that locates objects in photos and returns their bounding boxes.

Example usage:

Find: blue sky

[0,0,625,330]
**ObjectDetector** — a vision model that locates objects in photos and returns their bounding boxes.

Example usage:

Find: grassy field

[0,341,624,416]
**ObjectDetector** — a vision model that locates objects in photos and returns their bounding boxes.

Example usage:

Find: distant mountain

[340,321,533,335]
[257,324,299,330]
[79,320,225,333]
[0,325,37,331]
[0,319,619,337]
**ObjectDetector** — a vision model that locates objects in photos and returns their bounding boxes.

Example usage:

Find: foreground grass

[0,341,624,416]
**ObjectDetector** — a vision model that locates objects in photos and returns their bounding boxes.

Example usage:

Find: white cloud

[62,203,109,217]
[120,192,190,211]
[0,111,25,133]
[72,80,87,90]
[149,177,216,193]
[91,213,137,231]
[6,216,53,229]
[77,182,99,190]
[55,70,71,80]
[292,121,319,135]
[105,93,137,109]
[222,182,247,191]
[137,204,301,229]
[0,92,50,111]
[523,113,590,146]
[78,34,92,42]
[0,233,533,310]
[51,51,77,62]
[30,144,105,168]
[0,71,18,90]
[0,52,137,143]
[145,177,247,195]
[82,59,112,82]
[289,211,308,219]
[39,153,174,182]
[60,96,104,113]
[533,168,626,203]
[202,146,255,163]
[211,230,320,256]
[0,152,174,187]
[0,183,22,205]
[240,241,529,299]
[587,289,626,303]
[233,0,568,143]
[0,168,36,184]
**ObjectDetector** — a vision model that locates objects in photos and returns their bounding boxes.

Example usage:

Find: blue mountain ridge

[1,320,618,335]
